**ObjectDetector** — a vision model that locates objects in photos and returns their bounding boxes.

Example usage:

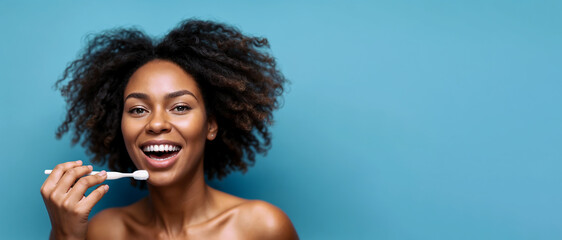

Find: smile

[142,144,182,161]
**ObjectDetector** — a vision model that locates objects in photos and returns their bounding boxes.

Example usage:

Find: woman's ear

[207,117,218,141]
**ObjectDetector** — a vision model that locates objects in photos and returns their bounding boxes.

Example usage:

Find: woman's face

[121,60,217,186]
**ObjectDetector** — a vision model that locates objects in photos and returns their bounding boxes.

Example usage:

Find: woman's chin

[145,172,179,187]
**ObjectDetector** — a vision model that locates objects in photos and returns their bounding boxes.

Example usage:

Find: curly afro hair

[55,19,286,183]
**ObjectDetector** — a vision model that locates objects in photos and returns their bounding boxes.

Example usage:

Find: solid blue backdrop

[0,1,561,239]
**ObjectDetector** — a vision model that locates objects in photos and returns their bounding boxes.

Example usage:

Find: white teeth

[142,144,181,152]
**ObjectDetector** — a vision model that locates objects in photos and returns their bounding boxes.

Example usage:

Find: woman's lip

[143,149,181,169]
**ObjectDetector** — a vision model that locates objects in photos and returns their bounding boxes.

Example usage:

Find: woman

[40,19,298,239]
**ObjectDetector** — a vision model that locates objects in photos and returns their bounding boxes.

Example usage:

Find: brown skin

[40,161,108,240]
[42,60,298,239]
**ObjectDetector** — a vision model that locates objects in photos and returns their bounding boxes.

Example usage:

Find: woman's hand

[40,160,109,240]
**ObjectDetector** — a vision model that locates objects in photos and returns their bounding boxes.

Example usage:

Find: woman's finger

[41,160,82,196]
[78,184,109,211]
[66,171,107,203]
[51,165,93,200]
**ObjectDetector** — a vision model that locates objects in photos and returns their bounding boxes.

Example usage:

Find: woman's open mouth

[142,144,182,161]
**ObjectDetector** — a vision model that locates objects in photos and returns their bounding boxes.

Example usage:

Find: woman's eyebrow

[166,90,198,101]
[124,90,198,101]
[124,92,149,101]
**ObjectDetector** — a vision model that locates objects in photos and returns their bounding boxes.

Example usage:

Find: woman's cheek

[121,117,139,157]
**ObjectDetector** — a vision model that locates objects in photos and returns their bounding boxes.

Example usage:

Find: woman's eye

[173,105,192,112]
[129,108,147,115]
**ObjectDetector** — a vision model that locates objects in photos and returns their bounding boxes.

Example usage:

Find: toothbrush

[44,169,149,180]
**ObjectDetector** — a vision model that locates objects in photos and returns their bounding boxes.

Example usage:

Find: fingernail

[88,165,93,170]
[98,170,107,176]
[76,160,82,164]
[104,185,109,192]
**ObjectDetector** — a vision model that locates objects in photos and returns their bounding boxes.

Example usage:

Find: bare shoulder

[235,200,299,240]
[86,207,127,240]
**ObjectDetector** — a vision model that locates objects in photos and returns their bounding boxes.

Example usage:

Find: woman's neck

[145,167,216,236]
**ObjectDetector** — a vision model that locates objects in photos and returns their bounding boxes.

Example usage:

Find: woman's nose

[146,109,171,134]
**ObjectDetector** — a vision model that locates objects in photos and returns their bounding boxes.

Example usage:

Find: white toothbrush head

[132,170,149,180]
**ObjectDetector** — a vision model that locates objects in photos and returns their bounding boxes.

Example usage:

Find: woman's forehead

[124,60,202,99]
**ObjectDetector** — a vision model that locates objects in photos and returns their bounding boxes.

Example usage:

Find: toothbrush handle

[44,170,107,176]
[44,170,125,180]
[92,171,124,180]
[89,171,103,176]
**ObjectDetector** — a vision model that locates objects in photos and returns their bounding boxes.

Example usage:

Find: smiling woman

[39,19,298,239]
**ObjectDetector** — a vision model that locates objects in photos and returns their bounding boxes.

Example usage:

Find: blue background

[1,1,561,239]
